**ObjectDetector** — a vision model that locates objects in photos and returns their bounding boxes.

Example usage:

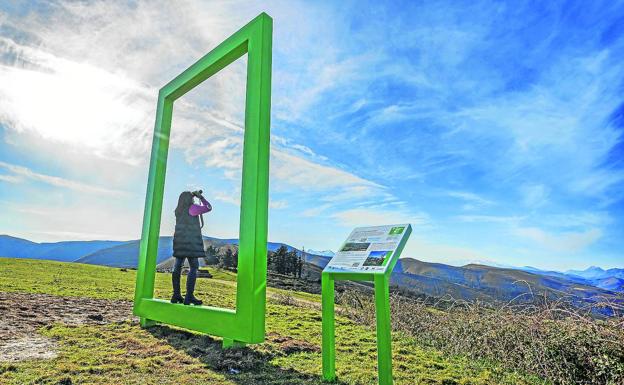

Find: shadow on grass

[147,325,350,385]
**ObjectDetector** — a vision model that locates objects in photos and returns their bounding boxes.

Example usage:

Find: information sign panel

[323,224,410,274]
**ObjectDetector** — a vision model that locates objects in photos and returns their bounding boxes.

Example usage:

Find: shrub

[337,289,624,385]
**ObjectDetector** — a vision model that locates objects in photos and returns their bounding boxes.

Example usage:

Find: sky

[0,1,623,271]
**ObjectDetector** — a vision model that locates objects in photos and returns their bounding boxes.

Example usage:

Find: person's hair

[175,191,194,217]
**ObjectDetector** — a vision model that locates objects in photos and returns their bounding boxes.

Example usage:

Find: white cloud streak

[513,227,603,253]
[0,174,21,184]
[331,208,428,228]
[0,161,128,196]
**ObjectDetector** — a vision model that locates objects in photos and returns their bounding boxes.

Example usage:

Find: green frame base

[133,13,273,345]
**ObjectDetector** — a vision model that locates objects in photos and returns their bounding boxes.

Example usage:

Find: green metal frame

[133,13,272,347]
[322,224,412,385]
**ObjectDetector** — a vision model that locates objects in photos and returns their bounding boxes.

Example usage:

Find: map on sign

[323,224,411,274]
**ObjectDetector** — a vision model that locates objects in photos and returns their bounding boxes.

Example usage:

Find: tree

[221,248,235,270]
[204,245,219,265]
[297,251,303,278]
[273,245,288,275]
[266,245,304,278]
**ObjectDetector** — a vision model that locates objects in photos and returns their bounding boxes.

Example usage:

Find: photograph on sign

[323,224,409,274]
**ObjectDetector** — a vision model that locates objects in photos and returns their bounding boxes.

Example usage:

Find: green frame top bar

[133,12,272,345]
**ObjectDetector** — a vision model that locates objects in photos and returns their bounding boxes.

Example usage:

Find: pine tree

[297,250,303,278]
[222,248,234,270]
[204,245,219,265]
[274,245,288,275]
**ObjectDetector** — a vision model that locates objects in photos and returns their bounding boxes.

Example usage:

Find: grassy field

[0,258,544,385]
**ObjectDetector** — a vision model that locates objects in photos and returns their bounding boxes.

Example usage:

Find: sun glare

[0,42,153,161]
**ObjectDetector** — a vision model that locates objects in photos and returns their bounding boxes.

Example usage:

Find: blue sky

[0,1,622,271]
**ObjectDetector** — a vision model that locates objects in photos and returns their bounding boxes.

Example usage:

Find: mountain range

[1,234,622,312]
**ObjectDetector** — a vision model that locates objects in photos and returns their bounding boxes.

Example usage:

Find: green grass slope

[0,258,542,385]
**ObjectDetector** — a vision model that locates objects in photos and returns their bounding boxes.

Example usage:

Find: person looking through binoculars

[171,190,212,305]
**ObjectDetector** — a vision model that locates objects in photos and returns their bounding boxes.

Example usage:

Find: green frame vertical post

[321,272,336,380]
[322,225,412,385]
[133,13,272,346]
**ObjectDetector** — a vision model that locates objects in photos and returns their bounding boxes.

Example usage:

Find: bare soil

[0,292,134,362]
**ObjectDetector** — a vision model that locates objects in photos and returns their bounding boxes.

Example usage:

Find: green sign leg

[374,274,393,385]
[322,272,336,381]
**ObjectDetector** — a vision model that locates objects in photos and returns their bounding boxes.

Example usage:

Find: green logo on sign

[389,226,405,235]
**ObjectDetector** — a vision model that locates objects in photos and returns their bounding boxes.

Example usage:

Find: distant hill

[75,238,173,268]
[567,266,624,280]
[596,277,624,292]
[393,259,621,308]
[1,234,622,310]
[306,249,335,257]
[0,235,320,269]
[0,235,125,262]
[526,265,624,292]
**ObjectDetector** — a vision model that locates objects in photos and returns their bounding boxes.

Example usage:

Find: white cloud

[301,203,333,217]
[446,191,494,209]
[213,191,241,207]
[0,161,128,196]
[451,50,624,201]
[402,237,493,265]
[0,174,22,184]
[331,208,428,228]
[540,211,611,229]
[269,200,289,209]
[520,183,550,208]
[513,226,602,253]
[0,38,154,165]
[271,150,382,192]
[2,199,143,242]
[456,215,523,224]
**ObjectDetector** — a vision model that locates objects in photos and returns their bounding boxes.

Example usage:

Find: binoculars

[191,190,203,197]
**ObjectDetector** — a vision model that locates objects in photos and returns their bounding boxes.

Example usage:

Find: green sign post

[322,224,412,385]
[133,13,272,348]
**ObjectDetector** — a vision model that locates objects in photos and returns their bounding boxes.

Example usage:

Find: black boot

[171,271,183,304]
[184,295,203,306]
[183,266,202,305]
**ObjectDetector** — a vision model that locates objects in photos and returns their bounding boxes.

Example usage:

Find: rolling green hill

[393,258,622,314]
[0,257,542,385]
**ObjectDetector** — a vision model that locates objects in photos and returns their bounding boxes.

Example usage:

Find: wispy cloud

[4,199,143,241]
[456,215,523,224]
[269,200,289,210]
[331,208,428,228]
[301,203,333,218]
[513,227,603,253]
[520,183,550,208]
[0,174,21,184]
[0,161,128,196]
[0,37,154,165]
[446,191,495,210]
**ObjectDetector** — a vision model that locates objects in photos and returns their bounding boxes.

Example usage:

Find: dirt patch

[0,292,134,362]
[267,332,320,355]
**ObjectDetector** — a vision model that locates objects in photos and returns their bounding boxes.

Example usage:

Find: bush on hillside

[337,288,624,385]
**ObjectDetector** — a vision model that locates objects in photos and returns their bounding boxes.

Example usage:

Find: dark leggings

[173,257,199,296]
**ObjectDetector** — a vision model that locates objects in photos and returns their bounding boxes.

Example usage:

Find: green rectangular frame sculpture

[133,13,272,347]
[322,224,412,385]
